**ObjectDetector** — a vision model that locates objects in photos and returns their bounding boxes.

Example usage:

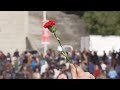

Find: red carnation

[44,20,55,28]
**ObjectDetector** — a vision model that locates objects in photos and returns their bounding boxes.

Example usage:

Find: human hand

[70,64,95,79]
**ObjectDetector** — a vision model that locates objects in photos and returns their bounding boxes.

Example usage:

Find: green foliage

[82,11,120,35]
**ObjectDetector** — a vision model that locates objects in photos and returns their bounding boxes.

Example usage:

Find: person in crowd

[2,66,13,79]
[112,50,116,59]
[13,49,19,58]
[0,51,6,61]
[0,71,3,79]
[117,49,120,64]
[6,53,11,62]
[88,61,94,75]
[107,51,112,67]
[41,71,49,79]
[96,70,107,79]
[18,65,31,79]
[39,54,46,67]
[40,60,48,75]
[31,57,37,70]
[47,67,55,79]
[23,55,28,65]
[71,50,78,63]
[0,57,5,72]
[19,53,24,65]
[93,65,101,78]
[27,66,33,79]
[100,60,107,72]
[15,65,25,79]
[55,53,62,62]
[115,64,120,78]
[27,53,32,66]
[108,67,118,79]
[33,66,41,79]
[102,51,107,63]
[88,51,93,62]
[93,51,99,65]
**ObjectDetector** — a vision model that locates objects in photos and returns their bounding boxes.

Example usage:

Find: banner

[41,28,50,44]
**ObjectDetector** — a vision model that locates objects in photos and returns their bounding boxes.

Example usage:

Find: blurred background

[0,11,120,79]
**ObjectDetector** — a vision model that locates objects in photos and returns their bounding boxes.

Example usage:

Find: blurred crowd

[0,48,120,79]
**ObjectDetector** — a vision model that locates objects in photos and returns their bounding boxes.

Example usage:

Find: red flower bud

[44,20,55,28]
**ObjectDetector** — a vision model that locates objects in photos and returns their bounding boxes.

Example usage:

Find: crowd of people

[0,48,120,79]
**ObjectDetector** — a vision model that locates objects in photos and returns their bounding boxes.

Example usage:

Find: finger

[70,64,77,79]
[76,66,84,74]
[83,72,93,79]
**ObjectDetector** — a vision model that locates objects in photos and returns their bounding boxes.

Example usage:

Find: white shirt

[40,61,48,75]
[101,63,107,71]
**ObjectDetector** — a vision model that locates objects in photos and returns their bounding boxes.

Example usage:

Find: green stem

[53,33,71,63]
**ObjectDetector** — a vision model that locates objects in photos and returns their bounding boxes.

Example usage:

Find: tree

[82,11,120,36]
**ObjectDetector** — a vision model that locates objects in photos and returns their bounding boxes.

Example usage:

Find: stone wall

[0,11,28,55]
